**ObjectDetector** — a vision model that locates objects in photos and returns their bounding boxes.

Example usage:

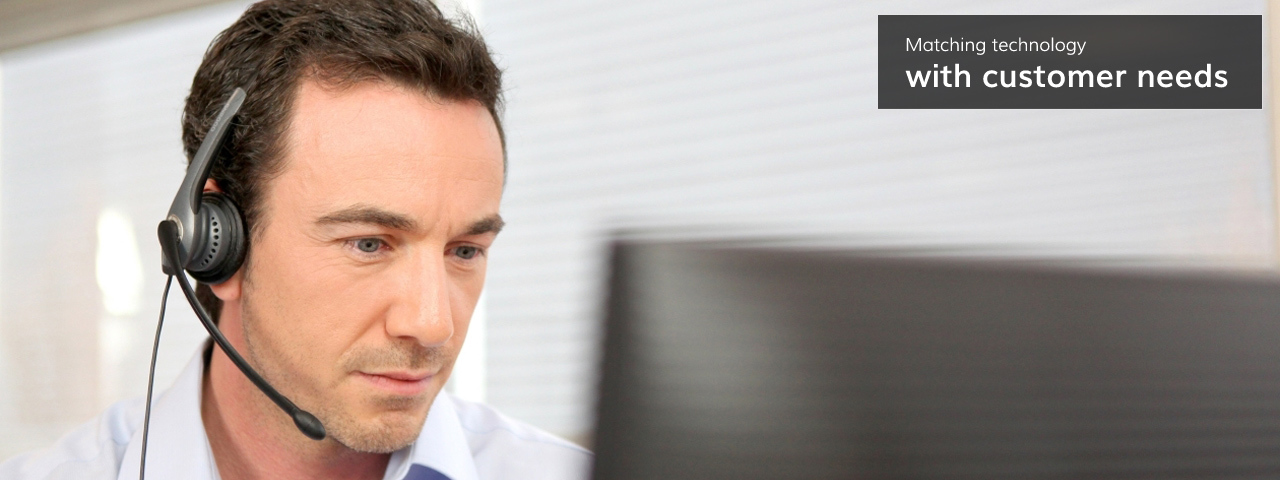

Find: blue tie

[404,464,451,480]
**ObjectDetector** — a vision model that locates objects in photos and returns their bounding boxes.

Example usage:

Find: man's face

[234,79,504,452]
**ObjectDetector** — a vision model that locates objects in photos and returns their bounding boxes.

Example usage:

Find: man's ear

[209,270,243,302]
[202,178,243,302]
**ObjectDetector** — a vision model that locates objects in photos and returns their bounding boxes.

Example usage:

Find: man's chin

[319,394,433,453]
[327,407,429,453]
[368,390,434,412]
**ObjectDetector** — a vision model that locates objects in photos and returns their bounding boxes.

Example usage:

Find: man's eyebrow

[316,207,503,236]
[316,206,418,231]
[467,215,505,236]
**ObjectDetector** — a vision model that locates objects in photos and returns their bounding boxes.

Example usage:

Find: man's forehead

[257,78,506,230]
[283,79,503,168]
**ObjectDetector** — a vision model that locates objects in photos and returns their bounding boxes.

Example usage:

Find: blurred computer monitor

[593,240,1280,480]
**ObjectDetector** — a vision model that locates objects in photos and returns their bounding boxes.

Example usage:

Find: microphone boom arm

[158,219,326,440]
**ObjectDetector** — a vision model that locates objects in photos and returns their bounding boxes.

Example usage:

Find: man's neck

[201,346,391,480]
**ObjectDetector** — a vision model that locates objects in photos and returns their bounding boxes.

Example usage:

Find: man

[0,1,591,479]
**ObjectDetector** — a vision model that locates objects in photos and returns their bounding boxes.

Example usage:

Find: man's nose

[384,249,453,347]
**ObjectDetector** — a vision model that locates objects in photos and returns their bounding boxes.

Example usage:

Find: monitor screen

[593,241,1280,480]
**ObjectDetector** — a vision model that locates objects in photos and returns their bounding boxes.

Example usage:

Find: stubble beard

[239,280,449,454]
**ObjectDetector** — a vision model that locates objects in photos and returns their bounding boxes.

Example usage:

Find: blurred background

[0,0,1273,457]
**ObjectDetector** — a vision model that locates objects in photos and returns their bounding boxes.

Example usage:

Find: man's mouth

[356,370,434,396]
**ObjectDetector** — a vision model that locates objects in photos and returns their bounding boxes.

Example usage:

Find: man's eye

[454,245,480,260]
[354,238,384,253]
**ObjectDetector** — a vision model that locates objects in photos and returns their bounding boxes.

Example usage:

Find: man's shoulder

[446,394,593,480]
[0,397,143,480]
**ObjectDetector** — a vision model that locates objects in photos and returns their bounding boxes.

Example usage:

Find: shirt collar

[116,341,480,480]
[116,342,217,480]
[384,392,479,480]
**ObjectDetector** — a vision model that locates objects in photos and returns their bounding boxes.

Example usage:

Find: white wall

[480,0,1274,440]
[0,1,249,459]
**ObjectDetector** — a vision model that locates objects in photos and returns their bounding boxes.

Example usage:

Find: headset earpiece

[163,87,247,282]
[186,192,246,285]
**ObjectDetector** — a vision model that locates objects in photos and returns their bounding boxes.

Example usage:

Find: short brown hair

[185,0,504,320]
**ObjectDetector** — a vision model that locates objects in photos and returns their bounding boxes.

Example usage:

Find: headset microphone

[157,222,326,440]
[141,87,325,479]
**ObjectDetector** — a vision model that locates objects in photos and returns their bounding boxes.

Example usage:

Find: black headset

[160,87,248,284]
[142,87,325,479]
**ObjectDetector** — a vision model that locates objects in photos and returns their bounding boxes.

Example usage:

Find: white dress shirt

[0,342,593,480]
